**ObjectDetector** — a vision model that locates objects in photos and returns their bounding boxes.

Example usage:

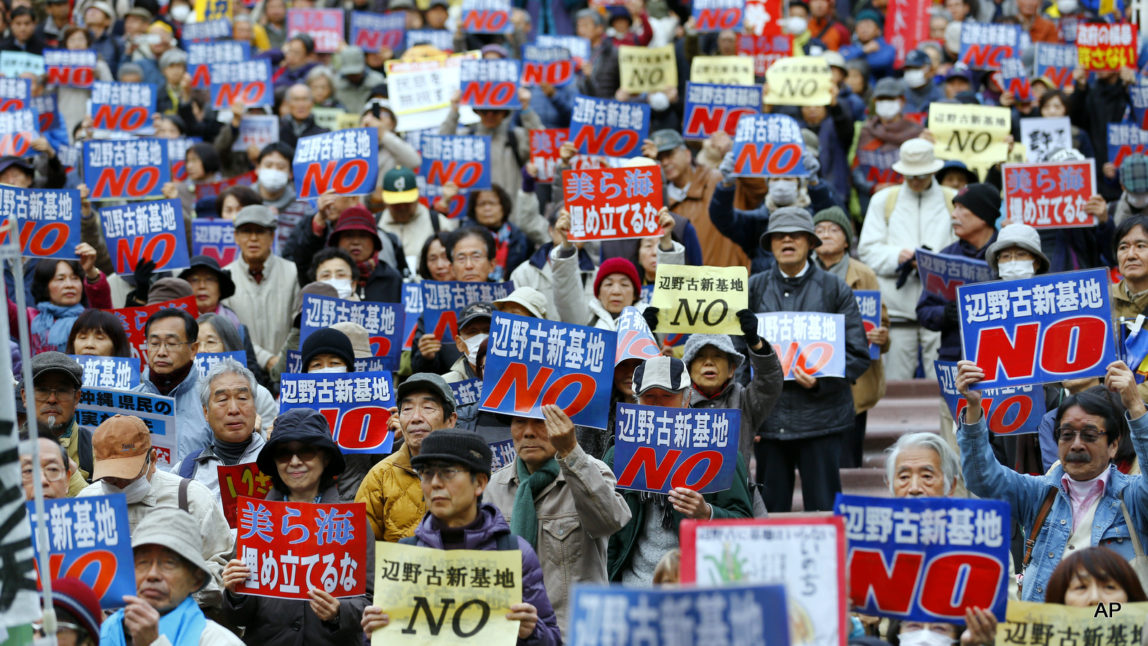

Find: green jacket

[603,447,753,581]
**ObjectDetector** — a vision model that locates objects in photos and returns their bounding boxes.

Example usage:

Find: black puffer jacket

[749,261,871,441]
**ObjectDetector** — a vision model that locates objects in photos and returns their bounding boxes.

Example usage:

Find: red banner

[235,497,369,600]
[529,129,567,183]
[217,463,273,529]
[109,296,199,370]
[1003,160,1096,229]
[736,34,792,77]
[562,166,664,242]
[887,0,929,69]
[1077,22,1138,71]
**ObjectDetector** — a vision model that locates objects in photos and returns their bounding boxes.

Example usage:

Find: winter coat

[551,241,683,330]
[278,113,329,148]
[749,262,871,440]
[224,254,301,369]
[916,233,997,362]
[378,202,458,265]
[508,243,596,322]
[355,442,424,542]
[687,344,783,460]
[664,164,747,268]
[169,432,267,494]
[839,257,889,413]
[439,105,543,196]
[281,213,405,302]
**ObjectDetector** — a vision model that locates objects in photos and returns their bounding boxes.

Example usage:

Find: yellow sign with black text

[929,103,1012,181]
[619,45,678,94]
[764,56,832,106]
[651,264,749,335]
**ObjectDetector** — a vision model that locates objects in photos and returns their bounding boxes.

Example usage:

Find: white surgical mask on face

[898,631,953,646]
[770,179,799,206]
[104,472,152,504]
[323,278,353,299]
[785,16,807,34]
[257,167,288,191]
[998,260,1036,280]
[145,33,164,45]
[648,91,670,112]
[311,366,348,374]
[903,68,928,88]
[463,333,488,366]
[170,3,191,20]
[1128,192,1148,209]
[1058,0,1078,13]
[875,99,902,119]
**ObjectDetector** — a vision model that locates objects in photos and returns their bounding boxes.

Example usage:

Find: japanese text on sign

[928,103,1011,181]
[569,95,649,158]
[855,290,881,361]
[958,23,1026,70]
[1003,161,1096,228]
[279,372,396,454]
[420,281,514,342]
[1077,22,1137,71]
[521,45,575,87]
[529,129,568,183]
[459,59,521,110]
[651,264,748,335]
[731,113,808,177]
[286,9,344,53]
[692,0,744,32]
[293,128,379,199]
[0,186,80,260]
[757,311,846,379]
[301,294,404,371]
[915,249,994,301]
[996,602,1148,646]
[683,82,759,140]
[75,388,178,466]
[935,360,1043,435]
[1107,123,1148,166]
[619,45,677,94]
[614,403,741,494]
[764,56,832,106]
[1033,43,1077,89]
[563,166,664,242]
[217,463,273,529]
[99,199,189,274]
[738,34,793,77]
[70,355,140,391]
[690,56,755,86]
[418,134,493,201]
[83,139,170,201]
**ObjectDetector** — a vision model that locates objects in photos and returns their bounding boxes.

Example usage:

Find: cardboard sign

[692,0,743,32]
[293,128,379,199]
[217,463,273,529]
[997,602,1148,646]
[419,281,514,343]
[460,0,512,34]
[764,56,832,106]
[1078,22,1137,71]
[300,294,404,371]
[109,296,198,372]
[836,493,1010,622]
[191,219,239,265]
[568,583,790,646]
[0,51,44,78]
[958,268,1117,389]
[855,290,881,361]
[615,306,661,364]
[279,372,396,453]
[731,113,808,177]
[887,0,929,68]
[84,139,170,201]
[70,355,140,390]
[690,56,755,86]
[479,312,615,429]
[235,498,368,599]
[195,0,232,23]
[958,23,1025,70]
[0,186,81,260]
[681,517,847,646]
[192,351,246,381]
[1033,43,1077,89]
[521,45,575,87]
[385,57,459,132]
[459,59,521,109]
[650,264,747,335]
[418,134,492,203]
[449,378,482,407]
[44,49,96,88]
[563,166,664,242]
[928,103,1011,180]
[569,95,649,158]
[75,388,178,466]
[371,542,522,646]
[0,76,30,110]
[935,360,1043,434]
[1107,123,1148,166]
[489,438,516,472]
[402,283,422,351]
[1019,117,1072,163]
[757,311,846,379]
[209,60,272,110]
[999,58,1032,103]
[683,82,759,140]
[187,41,249,88]
[90,81,155,135]
[287,9,344,53]
[350,11,405,51]
[234,115,279,153]
[528,128,567,183]
[618,45,677,94]
[737,34,793,77]
[613,403,740,494]
[99,199,189,274]
[534,35,589,65]
[1003,161,1096,229]
[26,494,135,608]
[182,19,232,42]
[915,249,993,300]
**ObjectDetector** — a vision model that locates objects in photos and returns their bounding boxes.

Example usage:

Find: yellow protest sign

[194,0,232,22]
[311,107,345,132]
[651,264,749,335]
[996,601,1148,646]
[764,57,832,106]
[929,103,1011,181]
[371,542,522,646]
[619,45,678,94]
[690,56,755,86]
[336,112,362,130]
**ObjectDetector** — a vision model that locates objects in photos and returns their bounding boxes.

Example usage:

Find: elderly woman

[65,308,132,357]
[221,408,373,645]
[9,244,110,354]
[460,184,532,281]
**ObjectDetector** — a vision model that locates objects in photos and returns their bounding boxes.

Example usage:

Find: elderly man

[170,359,266,492]
[356,373,458,541]
[20,352,92,492]
[78,415,232,607]
[224,205,301,374]
[19,435,74,500]
[279,83,329,148]
[885,432,961,498]
[604,356,753,582]
[487,405,631,633]
[361,431,562,645]
[99,508,243,645]
[133,308,211,461]
[858,138,956,380]
[957,359,1148,601]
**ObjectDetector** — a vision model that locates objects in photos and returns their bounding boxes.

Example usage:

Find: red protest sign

[1077,23,1138,71]
[217,463,273,529]
[562,166,663,242]
[235,497,369,600]
[887,0,929,69]
[736,34,792,77]
[529,129,567,183]
[287,9,344,53]
[1003,160,1096,229]
[110,296,199,370]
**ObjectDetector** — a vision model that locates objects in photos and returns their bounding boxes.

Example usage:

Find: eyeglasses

[134,554,184,574]
[274,446,320,463]
[416,466,466,482]
[144,338,190,352]
[453,251,487,265]
[33,621,84,637]
[22,464,66,482]
[33,386,77,401]
[1056,427,1104,444]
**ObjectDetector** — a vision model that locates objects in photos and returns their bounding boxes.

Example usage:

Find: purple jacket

[411,504,563,646]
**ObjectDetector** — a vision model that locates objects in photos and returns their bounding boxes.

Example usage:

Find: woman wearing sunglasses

[220,408,373,645]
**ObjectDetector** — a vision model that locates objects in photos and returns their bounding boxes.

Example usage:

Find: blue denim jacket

[959,411,1148,601]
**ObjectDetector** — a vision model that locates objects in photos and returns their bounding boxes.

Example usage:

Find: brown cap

[91,415,151,481]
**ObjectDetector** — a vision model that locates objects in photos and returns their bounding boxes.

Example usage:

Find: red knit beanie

[593,257,641,301]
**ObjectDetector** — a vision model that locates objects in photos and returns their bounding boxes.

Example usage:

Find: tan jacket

[845,257,889,413]
[669,164,749,269]
[354,443,425,542]
[485,445,631,635]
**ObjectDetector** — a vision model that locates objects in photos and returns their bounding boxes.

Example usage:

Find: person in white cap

[857,137,957,381]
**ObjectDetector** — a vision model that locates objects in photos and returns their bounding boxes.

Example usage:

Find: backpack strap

[177,448,204,479]
[1019,487,1058,595]
[178,478,191,512]
[939,185,956,213]
[883,185,901,223]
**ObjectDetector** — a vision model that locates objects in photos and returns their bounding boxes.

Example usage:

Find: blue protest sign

[31,93,61,133]
[489,438,516,472]
[350,11,405,52]
[234,115,279,154]
[0,77,31,109]
[279,371,396,453]
[186,41,250,87]
[45,49,96,88]
[300,294,404,371]
[915,248,994,301]
[1108,122,1148,165]
[418,134,493,202]
[0,51,44,77]
[404,29,453,52]
[0,109,39,157]
[479,312,616,429]
[569,95,649,158]
[167,136,197,182]
[692,0,744,32]
[420,281,515,343]
[534,35,590,64]
[935,360,1043,434]
[613,403,740,494]
[75,387,178,467]
[83,139,171,201]
[757,311,846,379]
[70,355,140,390]
[90,81,155,135]
[732,113,808,177]
[521,45,575,87]
[1000,57,1032,103]
[460,59,521,109]
[450,378,482,407]
[284,350,388,374]
[855,290,881,361]
[293,128,379,199]
[0,186,81,260]
[26,494,136,608]
[958,22,1026,70]
[99,199,189,274]
[1033,43,1077,89]
[836,493,1010,622]
[402,283,423,351]
[568,583,790,646]
[209,60,273,110]
[460,0,512,34]
[193,351,247,380]
[958,268,1117,389]
[191,219,239,266]
[682,82,759,140]
[182,19,231,42]
[615,306,661,364]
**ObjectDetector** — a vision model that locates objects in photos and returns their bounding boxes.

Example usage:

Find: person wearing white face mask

[900,50,943,114]
[78,414,233,611]
[853,78,924,216]
[251,142,317,237]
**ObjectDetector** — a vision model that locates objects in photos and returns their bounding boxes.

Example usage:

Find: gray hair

[884,432,961,496]
[199,357,257,408]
